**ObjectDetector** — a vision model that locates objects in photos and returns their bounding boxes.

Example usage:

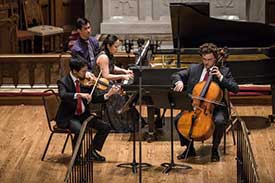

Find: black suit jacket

[171,64,239,94]
[171,63,239,107]
[55,74,106,129]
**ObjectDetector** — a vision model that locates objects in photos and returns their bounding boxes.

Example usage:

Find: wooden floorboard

[0,105,274,183]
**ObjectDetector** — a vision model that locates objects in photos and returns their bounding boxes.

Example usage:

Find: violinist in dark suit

[171,43,239,162]
[55,58,120,162]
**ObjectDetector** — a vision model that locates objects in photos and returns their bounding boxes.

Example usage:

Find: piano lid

[170,3,275,48]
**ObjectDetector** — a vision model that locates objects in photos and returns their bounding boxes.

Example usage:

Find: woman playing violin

[171,43,239,162]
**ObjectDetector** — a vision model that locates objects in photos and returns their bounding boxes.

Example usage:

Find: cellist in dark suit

[55,57,120,162]
[171,43,239,162]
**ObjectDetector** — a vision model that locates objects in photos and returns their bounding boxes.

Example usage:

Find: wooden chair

[23,0,63,52]
[17,29,34,53]
[0,17,17,53]
[41,89,73,161]
[200,90,236,155]
[223,89,236,154]
[0,0,34,53]
[67,30,79,50]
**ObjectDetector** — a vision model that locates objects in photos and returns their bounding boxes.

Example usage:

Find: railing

[64,115,94,183]
[0,53,71,88]
[236,116,259,183]
[0,52,131,88]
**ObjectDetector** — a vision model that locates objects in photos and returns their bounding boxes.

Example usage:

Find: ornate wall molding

[101,0,211,34]
[215,0,234,8]
[101,0,170,34]
[210,0,247,20]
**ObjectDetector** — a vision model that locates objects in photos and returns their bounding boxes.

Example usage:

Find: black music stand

[150,89,192,174]
[117,41,152,175]
[116,92,151,174]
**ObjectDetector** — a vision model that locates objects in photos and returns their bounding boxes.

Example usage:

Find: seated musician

[55,57,120,162]
[70,17,99,79]
[94,34,142,132]
[95,36,155,134]
[96,34,133,81]
[171,43,239,162]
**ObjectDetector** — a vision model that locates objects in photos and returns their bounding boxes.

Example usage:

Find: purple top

[71,36,99,70]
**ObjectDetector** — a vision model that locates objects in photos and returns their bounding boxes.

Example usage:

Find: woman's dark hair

[76,17,90,30]
[199,43,219,59]
[100,34,119,59]
[69,57,88,72]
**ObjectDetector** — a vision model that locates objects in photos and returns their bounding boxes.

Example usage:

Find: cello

[177,48,228,141]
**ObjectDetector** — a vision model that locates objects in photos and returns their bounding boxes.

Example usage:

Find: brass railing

[64,115,94,183]
[236,116,259,183]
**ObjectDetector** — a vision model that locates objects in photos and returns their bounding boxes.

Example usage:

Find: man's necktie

[87,41,95,69]
[203,70,210,81]
[75,80,82,115]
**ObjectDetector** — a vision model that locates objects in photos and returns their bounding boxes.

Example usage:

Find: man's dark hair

[69,57,88,72]
[199,43,219,59]
[76,17,90,30]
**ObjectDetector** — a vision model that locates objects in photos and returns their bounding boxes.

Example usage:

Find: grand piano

[122,2,275,137]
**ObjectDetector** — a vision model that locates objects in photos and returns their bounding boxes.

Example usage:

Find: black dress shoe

[177,147,196,160]
[90,149,106,162]
[211,148,220,162]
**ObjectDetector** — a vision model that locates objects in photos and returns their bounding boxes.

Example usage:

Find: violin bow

[89,69,103,98]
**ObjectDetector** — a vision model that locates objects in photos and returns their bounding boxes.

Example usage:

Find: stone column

[247,0,265,23]
[85,0,102,35]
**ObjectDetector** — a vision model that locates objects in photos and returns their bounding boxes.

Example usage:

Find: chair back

[23,0,44,29]
[224,89,234,118]
[0,16,17,53]
[68,30,79,50]
[42,89,60,132]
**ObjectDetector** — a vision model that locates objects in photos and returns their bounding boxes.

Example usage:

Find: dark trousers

[69,113,111,152]
[175,106,228,149]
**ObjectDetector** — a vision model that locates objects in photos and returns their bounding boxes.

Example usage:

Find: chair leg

[42,37,45,53]
[41,132,54,161]
[224,125,226,154]
[61,134,70,153]
[230,118,237,145]
[31,38,34,53]
[70,134,74,154]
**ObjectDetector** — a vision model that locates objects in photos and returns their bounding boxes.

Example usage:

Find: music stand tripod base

[117,104,151,174]
[161,162,192,174]
[117,162,152,174]
[149,90,193,174]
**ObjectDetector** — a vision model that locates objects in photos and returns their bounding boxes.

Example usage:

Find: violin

[80,77,110,91]
[177,48,228,141]
[81,70,126,96]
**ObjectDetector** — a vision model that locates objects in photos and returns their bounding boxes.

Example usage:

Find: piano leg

[143,107,166,142]
[143,106,157,142]
[154,108,163,128]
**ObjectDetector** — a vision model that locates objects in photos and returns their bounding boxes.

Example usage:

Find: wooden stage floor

[0,105,274,183]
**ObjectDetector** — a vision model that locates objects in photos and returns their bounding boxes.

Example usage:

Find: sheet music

[135,40,150,65]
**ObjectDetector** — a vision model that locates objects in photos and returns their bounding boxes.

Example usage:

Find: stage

[0,105,274,183]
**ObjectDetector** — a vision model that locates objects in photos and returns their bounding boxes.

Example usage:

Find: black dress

[94,51,139,132]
